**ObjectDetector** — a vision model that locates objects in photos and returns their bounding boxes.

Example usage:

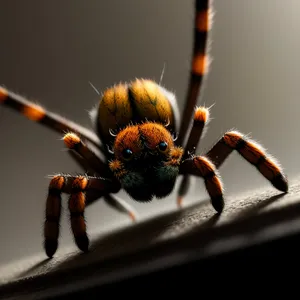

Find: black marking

[72,142,82,152]
[196,0,209,10]
[70,212,85,218]
[44,239,58,258]
[127,87,141,125]
[75,235,89,252]
[256,155,267,167]
[235,138,247,151]
[193,118,205,125]
[177,0,210,145]
[271,173,288,192]
[211,194,224,214]
[70,187,86,194]
[45,216,59,222]
[203,170,215,180]
[48,188,62,196]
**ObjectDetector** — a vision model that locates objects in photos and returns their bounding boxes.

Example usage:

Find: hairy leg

[180,155,224,213]
[0,86,104,152]
[44,174,119,258]
[177,106,210,208]
[63,132,111,177]
[176,0,211,146]
[205,130,288,192]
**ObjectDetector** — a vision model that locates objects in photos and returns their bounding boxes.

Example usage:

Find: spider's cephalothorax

[0,0,288,258]
[109,121,183,202]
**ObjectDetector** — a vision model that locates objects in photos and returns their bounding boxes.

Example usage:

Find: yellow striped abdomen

[96,78,179,146]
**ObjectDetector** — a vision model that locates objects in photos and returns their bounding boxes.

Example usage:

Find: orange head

[109,122,180,201]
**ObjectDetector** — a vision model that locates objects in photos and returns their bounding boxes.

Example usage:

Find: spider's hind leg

[205,130,288,192]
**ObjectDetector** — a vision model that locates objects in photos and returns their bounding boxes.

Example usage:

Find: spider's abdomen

[95,79,180,146]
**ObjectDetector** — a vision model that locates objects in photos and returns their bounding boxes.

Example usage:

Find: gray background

[0,0,299,267]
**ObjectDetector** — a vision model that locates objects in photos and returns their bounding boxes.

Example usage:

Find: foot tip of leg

[272,175,289,193]
[211,195,224,214]
[76,235,90,253]
[44,239,58,258]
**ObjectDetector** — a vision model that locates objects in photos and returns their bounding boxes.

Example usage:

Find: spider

[0,0,288,258]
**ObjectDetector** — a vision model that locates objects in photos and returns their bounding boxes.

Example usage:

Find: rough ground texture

[1,176,300,299]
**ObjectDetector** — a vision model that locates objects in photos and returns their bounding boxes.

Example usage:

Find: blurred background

[0,0,299,266]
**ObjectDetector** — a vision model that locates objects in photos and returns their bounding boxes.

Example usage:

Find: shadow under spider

[15,258,51,280]
[231,192,287,221]
[15,190,286,279]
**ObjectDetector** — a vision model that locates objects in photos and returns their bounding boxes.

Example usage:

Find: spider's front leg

[205,131,288,192]
[44,174,120,258]
[180,155,224,213]
[63,132,111,177]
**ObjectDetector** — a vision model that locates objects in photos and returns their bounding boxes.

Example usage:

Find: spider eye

[122,148,133,160]
[157,141,168,153]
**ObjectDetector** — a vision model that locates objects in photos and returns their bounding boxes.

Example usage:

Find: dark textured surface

[1,176,300,299]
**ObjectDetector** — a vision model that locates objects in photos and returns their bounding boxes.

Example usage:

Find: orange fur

[169,147,184,160]
[70,216,86,237]
[109,159,123,172]
[165,147,184,166]
[46,176,64,220]
[205,175,223,198]
[223,131,243,148]
[109,159,127,178]
[194,156,215,176]
[257,157,282,181]
[196,9,209,32]
[72,176,88,190]
[68,177,88,250]
[63,132,81,149]
[45,194,61,218]
[239,141,265,165]
[139,123,174,151]
[0,87,8,102]
[192,155,223,211]
[69,192,86,213]
[192,54,208,76]
[49,175,65,190]
[22,104,45,121]
[44,175,65,257]
[114,125,142,158]
[194,106,209,123]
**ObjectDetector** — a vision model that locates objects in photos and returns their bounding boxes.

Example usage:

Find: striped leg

[180,156,224,213]
[44,174,119,258]
[205,131,288,192]
[177,106,210,207]
[176,0,211,146]
[63,132,111,177]
[0,86,103,152]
